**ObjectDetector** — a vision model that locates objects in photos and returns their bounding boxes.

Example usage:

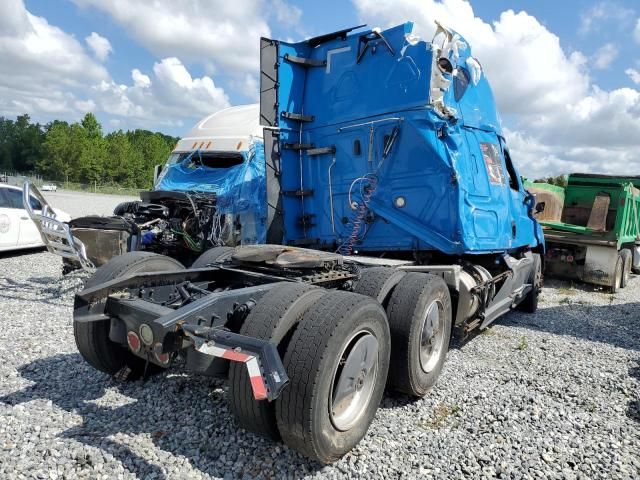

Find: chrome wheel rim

[329,330,379,431]
[419,300,445,373]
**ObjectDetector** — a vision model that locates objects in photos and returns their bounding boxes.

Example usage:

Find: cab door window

[503,149,520,191]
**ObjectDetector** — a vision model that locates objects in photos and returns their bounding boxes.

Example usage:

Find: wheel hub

[419,300,445,373]
[329,331,379,431]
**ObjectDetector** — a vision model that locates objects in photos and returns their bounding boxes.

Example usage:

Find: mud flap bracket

[182,325,289,401]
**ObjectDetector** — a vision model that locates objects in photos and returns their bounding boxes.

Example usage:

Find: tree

[533,175,568,188]
[81,112,102,140]
[2,112,180,187]
[41,121,73,181]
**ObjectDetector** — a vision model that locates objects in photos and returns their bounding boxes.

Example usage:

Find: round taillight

[139,324,154,345]
[566,255,574,263]
[127,331,141,353]
[153,343,170,366]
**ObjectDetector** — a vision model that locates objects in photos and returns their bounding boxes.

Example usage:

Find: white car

[0,184,71,252]
[41,184,57,191]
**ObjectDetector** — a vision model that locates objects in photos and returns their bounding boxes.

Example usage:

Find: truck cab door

[0,188,20,249]
[461,128,513,250]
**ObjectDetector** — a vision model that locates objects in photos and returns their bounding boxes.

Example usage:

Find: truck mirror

[153,164,163,184]
[437,57,453,74]
[535,202,546,214]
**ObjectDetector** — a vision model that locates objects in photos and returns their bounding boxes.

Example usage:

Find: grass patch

[419,403,461,429]
[516,336,528,351]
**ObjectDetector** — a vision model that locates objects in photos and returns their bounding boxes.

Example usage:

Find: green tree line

[533,175,568,188]
[0,113,179,188]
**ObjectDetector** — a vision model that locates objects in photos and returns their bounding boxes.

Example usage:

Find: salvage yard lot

[0,190,638,479]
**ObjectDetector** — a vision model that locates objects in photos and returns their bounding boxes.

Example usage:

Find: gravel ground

[0,191,639,479]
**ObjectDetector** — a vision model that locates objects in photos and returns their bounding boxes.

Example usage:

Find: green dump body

[538,174,640,287]
[540,174,640,249]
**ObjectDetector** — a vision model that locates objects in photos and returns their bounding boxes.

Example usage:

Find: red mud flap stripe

[194,343,268,400]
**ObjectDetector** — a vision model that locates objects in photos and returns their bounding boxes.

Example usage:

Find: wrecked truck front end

[27,105,271,273]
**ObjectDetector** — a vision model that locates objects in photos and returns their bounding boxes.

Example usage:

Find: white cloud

[635,18,640,43]
[92,58,230,128]
[237,74,259,101]
[272,0,303,28]
[72,0,272,72]
[592,43,618,70]
[626,68,640,84]
[0,0,232,131]
[580,3,606,34]
[85,32,112,61]
[131,68,151,88]
[352,0,640,177]
[579,2,635,35]
[74,99,96,112]
[0,0,109,120]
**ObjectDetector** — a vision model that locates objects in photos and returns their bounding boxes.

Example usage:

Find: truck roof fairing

[174,104,262,153]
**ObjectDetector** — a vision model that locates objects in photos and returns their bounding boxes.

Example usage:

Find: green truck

[530,174,640,291]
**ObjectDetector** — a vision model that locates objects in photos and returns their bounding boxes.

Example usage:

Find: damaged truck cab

[262,21,542,256]
[69,23,544,463]
[25,104,268,271]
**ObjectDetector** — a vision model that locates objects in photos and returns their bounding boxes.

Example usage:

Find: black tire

[228,283,324,439]
[353,266,406,306]
[517,253,542,313]
[113,201,140,216]
[611,254,624,293]
[386,272,452,397]
[190,246,235,268]
[74,252,184,380]
[620,249,632,288]
[276,291,390,463]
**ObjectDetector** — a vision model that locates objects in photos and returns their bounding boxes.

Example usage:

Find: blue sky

[22,0,639,105]
[1,0,640,177]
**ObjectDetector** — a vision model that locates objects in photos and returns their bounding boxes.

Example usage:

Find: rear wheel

[620,249,632,288]
[228,283,324,439]
[276,291,390,463]
[353,266,406,305]
[386,272,452,397]
[611,254,624,293]
[190,246,235,268]
[73,252,184,380]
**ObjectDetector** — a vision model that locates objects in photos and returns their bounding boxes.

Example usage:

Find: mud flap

[582,245,618,287]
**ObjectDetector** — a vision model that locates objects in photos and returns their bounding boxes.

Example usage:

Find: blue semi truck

[37,23,544,462]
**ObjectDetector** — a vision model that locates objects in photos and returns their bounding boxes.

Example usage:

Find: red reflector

[127,331,141,353]
[153,343,170,366]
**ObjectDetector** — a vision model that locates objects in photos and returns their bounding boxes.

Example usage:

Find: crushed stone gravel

[0,190,638,479]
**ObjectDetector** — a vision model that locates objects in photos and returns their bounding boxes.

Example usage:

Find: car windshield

[167,151,245,169]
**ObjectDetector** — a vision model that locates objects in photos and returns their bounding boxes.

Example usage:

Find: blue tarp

[154,139,267,244]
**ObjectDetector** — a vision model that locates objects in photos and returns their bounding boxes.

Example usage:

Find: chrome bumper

[22,182,95,272]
